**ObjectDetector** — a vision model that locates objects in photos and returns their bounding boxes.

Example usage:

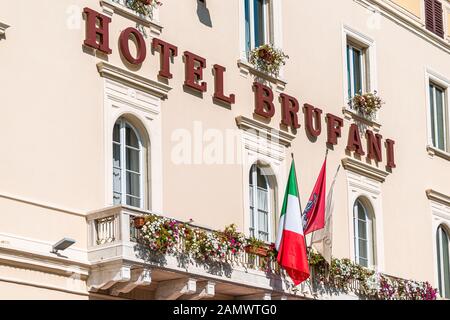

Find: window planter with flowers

[122,0,162,19]
[136,214,437,300]
[350,91,384,121]
[249,44,289,78]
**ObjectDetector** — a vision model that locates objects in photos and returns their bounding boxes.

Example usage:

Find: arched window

[249,164,274,242]
[353,198,375,268]
[437,225,450,298]
[113,118,144,208]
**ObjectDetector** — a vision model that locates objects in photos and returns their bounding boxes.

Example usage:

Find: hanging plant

[125,0,162,19]
[249,44,289,77]
[350,91,384,119]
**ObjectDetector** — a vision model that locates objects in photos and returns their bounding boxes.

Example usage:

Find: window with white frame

[429,82,449,152]
[113,118,145,208]
[353,198,376,268]
[244,0,273,54]
[346,40,369,100]
[249,164,274,242]
[436,224,450,299]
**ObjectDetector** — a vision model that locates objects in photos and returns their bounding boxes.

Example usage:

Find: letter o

[119,27,146,65]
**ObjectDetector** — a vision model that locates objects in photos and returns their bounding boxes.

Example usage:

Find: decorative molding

[427,189,450,207]
[97,62,171,100]
[235,116,296,148]
[237,59,287,92]
[427,145,450,161]
[0,22,9,39]
[341,157,389,183]
[155,278,197,300]
[100,0,163,36]
[356,0,450,54]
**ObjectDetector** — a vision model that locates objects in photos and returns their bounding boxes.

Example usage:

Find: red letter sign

[83,8,112,54]
[366,130,383,162]
[280,93,300,129]
[326,114,344,145]
[347,124,365,156]
[386,139,397,169]
[213,65,235,104]
[152,38,178,79]
[304,104,323,137]
[184,51,207,92]
[119,27,146,65]
[253,82,275,119]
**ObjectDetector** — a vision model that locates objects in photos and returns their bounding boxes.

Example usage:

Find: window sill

[427,145,450,161]
[342,107,382,132]
[237,59,287,91]
[100,0,163,36]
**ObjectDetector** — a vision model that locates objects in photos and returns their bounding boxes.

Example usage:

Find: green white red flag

[275,160,310,286]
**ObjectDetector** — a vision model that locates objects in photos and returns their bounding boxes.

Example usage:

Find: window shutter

[425,0,445,38]
[425,0,435,33]
[433,0,444,38]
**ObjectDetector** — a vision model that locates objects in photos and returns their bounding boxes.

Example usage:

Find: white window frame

[342,25,378,112]
[100,62,168,214]
[425,68,450,155]
[429,191,450,299]
[237,116,295,243]
[353,198,375,268]
[239,0,283,61]
[346,170,385,271]
[113,118,144,209]
[249,164,273,241]
[436,225,450,298]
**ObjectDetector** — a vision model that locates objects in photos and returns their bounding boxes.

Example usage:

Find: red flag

[302,158,326,235]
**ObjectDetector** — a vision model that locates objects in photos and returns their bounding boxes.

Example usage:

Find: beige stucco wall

[0,0,449,297]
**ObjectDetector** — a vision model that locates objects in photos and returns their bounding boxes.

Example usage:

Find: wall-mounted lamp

[51,238,76,254]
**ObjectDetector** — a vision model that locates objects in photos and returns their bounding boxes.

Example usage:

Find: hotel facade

[0,0,449,300]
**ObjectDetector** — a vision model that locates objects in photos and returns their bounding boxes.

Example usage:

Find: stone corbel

[110,268,152,296]
[188,281,215,300]
[87,265,131,292]
[155,278,197,300]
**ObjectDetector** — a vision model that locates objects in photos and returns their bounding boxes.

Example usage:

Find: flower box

[244,245,269,257]
[249,44,289,77]
[133,216,146,229]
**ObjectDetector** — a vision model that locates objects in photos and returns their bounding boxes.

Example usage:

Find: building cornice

[97,62,172,100]
[235,115,296,147]
[342,157,389,182]
[356,0,450,54]
[426,189,450,206]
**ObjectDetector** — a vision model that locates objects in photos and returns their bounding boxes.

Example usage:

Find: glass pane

[358,220,368,240]
[257,167,268,189]
[359,257,369,268]
[249,186,254,206]
[126,196,140,208]
[430,85,436,147]
[244,0,251,53]
[126,171,140,198]
[113,192,121,205]
[113,123,120,143]
[113,168,121,193]
[357,201,366,220]
[347,45,352,99]
[126,125,139,148]
[359,239,368,261]
[254,0,264,47]
[113,144,121,168]
[353,48,363,95]
[257,189,268,211]
[435,87,446,150]
[438,227,450,298]
[126,147,140,173]
[249,165,255,185]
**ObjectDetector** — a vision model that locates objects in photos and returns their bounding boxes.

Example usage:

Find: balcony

[85,206,437,300]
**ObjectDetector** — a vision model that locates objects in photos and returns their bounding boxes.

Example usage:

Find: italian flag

[275,160,310,286]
